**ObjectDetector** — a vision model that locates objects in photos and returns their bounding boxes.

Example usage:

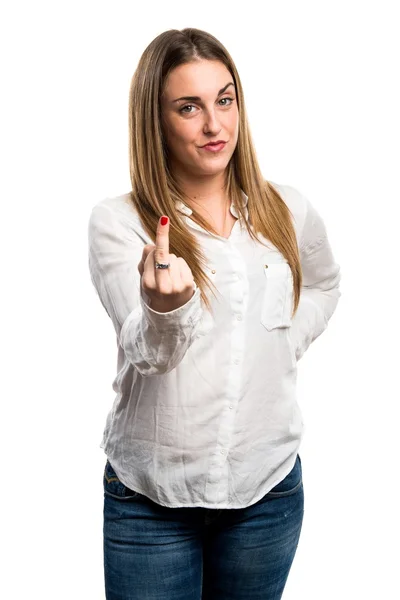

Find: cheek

[229,110,239,133]
[170,123,195,145]
[176,131,199,154]
[163,115,188,142]
[231,118,239,144]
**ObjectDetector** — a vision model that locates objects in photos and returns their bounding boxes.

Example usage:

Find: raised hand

[137,216,196,313]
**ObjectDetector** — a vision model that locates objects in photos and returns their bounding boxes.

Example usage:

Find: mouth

[200,141,227,152]
[201,140,227,147]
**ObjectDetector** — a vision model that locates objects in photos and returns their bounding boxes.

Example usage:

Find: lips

[202,140,226,147]
[201,142,226,153]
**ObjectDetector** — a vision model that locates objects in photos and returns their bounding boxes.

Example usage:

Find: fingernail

[160,216,168,226]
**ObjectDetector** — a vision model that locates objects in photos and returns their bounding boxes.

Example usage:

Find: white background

[1,1,399,598]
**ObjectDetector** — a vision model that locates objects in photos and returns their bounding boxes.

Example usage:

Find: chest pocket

[261,260,294,331]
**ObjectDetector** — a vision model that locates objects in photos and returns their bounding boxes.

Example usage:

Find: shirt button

[211,269,216,274]
[221,449,226,454]
[234,359,240,365]
[236,315,242,321]
[229,405,233,409]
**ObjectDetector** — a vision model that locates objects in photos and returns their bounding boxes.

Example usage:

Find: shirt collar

[175,189,249,220]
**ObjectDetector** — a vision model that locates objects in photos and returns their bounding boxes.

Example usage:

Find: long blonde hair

[128,27,302,316]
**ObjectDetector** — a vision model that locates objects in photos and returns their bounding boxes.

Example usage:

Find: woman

[88,27,341,600]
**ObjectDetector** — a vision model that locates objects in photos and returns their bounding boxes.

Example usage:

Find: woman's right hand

[137,216,196,313]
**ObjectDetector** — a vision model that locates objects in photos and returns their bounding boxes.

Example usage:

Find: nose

[202,107,222,134]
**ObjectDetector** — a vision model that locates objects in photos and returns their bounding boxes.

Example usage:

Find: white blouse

[88,181,341,508]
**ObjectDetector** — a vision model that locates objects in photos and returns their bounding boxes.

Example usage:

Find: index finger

[155,216,170,266]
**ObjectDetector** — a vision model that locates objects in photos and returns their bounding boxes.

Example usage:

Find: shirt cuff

[140,282,202,330]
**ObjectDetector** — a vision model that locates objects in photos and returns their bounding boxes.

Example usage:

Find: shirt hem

[102,447,301,510]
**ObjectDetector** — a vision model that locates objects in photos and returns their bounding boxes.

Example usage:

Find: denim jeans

[103,454,304,599]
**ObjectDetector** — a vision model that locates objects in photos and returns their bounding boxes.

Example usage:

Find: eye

[219,97,234,107]
[179,97,235,114]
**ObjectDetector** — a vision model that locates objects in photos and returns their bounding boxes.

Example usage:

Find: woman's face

[160,59,239,178]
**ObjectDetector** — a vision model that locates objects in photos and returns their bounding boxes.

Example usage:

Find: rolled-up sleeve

[88,202,203,376]
[290,195,342,361]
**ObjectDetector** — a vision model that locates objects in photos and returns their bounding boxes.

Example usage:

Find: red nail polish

[160,216,168,226]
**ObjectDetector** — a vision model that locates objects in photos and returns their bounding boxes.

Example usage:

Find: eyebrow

[171,82,235,103]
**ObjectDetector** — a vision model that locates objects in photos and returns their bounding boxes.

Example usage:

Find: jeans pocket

[267,454,303,498]
[103,460,143,500]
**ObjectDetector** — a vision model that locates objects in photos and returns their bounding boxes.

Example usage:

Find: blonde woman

[88,27,341,600]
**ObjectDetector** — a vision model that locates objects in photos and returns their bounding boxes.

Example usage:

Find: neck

[173,168,228,208]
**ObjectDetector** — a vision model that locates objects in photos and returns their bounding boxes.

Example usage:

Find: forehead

[163,60,232,97]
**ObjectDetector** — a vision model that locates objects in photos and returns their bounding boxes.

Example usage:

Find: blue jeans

[103,454,304,599]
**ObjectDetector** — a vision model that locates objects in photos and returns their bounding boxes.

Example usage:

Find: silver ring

[155,262,170,269]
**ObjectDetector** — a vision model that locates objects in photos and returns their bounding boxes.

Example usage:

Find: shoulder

[88,192,152,243]
[267,180,309,242]
[268,181,333,252]
[90,192,137,221]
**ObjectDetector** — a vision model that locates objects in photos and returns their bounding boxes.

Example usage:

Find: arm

[290,194,342,361]
[88,203,203,376]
